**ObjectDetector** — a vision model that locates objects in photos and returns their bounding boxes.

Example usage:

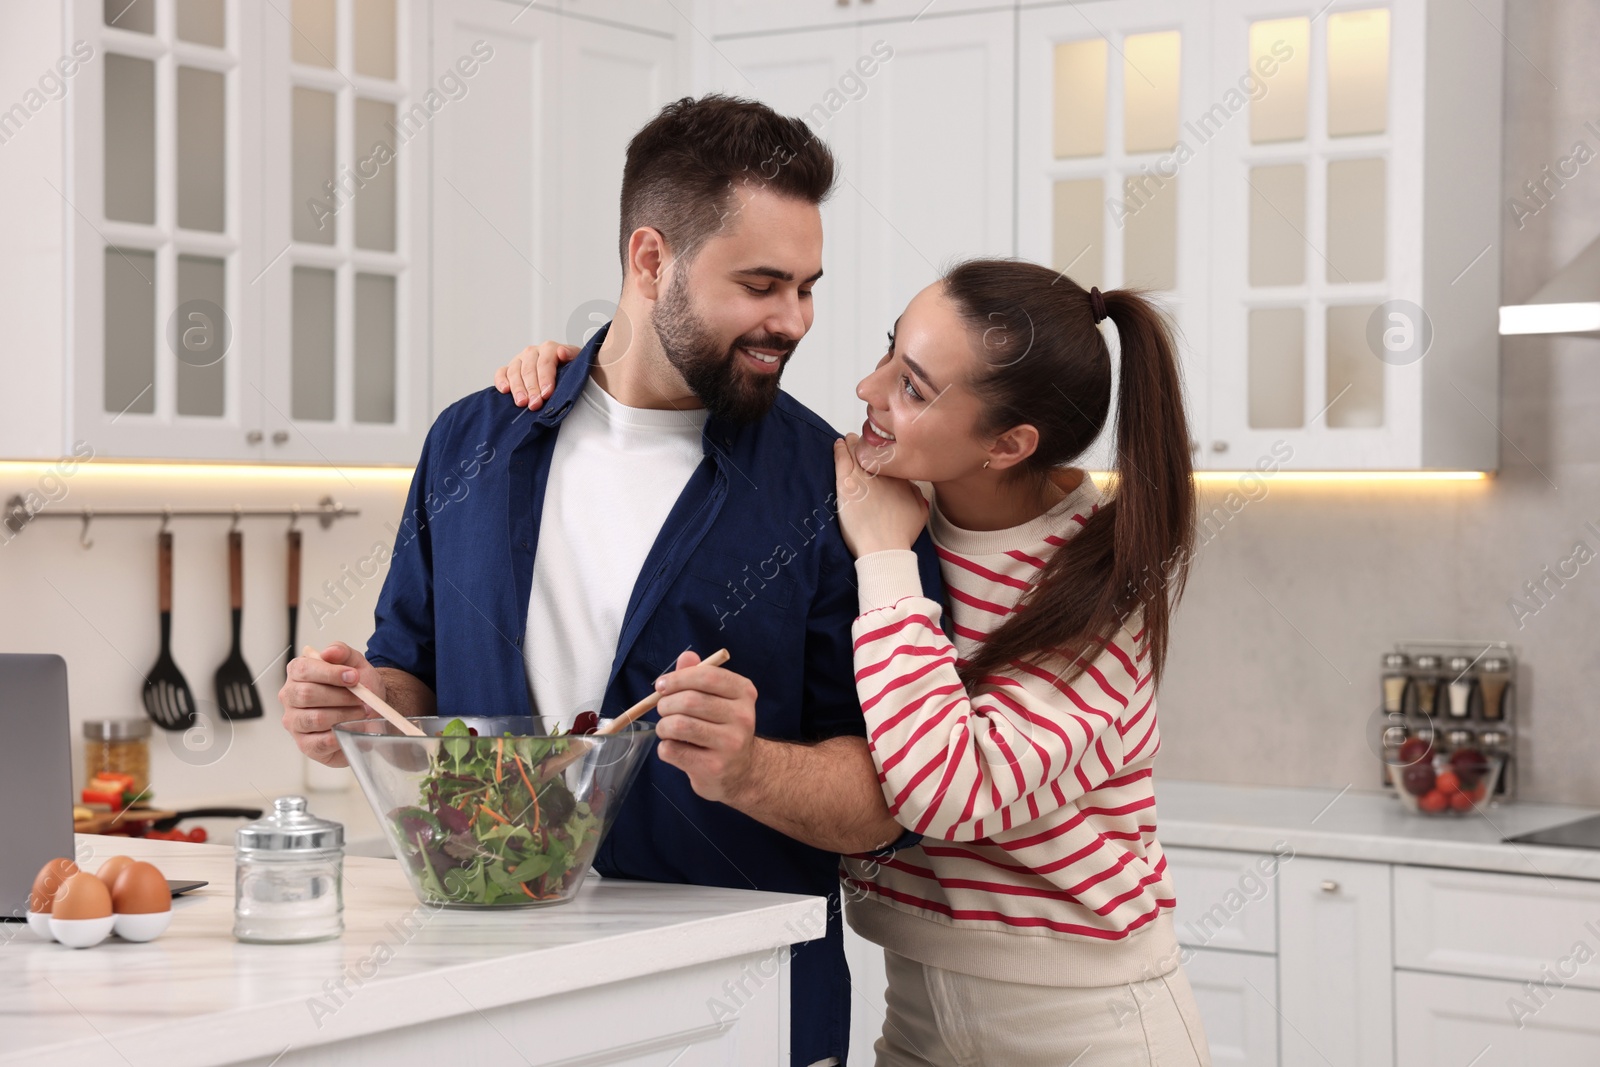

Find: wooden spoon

[300,644,426,737]
[537,648,731,783]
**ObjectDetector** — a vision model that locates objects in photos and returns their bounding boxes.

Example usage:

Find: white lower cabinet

[1395,970,1600,1065]
[1184,948,1281,1067]
[1277,857,1393,1067]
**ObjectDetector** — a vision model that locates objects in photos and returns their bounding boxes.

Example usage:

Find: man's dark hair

[617,94,836,269]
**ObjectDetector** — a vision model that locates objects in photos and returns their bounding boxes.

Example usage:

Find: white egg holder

[26,908,172,947]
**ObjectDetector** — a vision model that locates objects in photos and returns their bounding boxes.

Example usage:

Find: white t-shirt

[524,375,708,724]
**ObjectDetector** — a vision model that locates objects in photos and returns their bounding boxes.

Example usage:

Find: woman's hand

[493,341,581,408]
[832,432,929,558]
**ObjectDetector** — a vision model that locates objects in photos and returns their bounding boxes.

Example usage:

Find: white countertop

[1158,778,1600,881]
[0,836,824,1067]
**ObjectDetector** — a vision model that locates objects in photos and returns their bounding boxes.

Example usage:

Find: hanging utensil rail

[3,495,359,545]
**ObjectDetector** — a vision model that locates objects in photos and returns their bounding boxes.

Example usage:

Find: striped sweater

[841,478,1182,987]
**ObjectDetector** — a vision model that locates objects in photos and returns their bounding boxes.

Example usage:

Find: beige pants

[874,949,1212,1067]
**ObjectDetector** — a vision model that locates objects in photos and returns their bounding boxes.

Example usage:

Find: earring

[983,460,991,469]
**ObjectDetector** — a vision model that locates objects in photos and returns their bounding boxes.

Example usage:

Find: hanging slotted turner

[142,531,197,731]
[215,529,265,719]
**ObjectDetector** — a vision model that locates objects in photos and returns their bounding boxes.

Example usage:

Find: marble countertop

[1158,778,1600,881]
[1,836,824,1067]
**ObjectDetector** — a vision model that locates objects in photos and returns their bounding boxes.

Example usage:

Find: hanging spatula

[215,529,264,719]
[142,530,197,732]
[285,528,301,676]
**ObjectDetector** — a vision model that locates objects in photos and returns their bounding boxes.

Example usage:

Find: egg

[110,861,170,915]
[29,857,79,914]
[95,855,135,893]
[111,861,172,942]
[52,872,113,921]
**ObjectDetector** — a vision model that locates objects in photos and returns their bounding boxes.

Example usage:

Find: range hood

[1499,233,1600,336]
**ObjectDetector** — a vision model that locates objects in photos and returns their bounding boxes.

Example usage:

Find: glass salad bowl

[334,716,655,908]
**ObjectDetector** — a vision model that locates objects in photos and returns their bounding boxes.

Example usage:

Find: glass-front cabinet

[69,0,428,464]
[1019,0,1504,470]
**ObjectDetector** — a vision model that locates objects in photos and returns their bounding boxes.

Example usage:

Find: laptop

[1,654,76,920]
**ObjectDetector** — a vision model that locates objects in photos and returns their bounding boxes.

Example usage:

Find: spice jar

[1412,654,1442,718]
[233,796,344,944]
[83,719,151,796]
[1381,653,1411,714]
[1445,656,1477,720]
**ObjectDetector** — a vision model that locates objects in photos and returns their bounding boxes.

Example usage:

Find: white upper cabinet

[428,0,679,416]
[1018,0,1505,471]
[1018,0,1212,472]
[710,0,1008,39]
[258,0,432,466]
[707,8,1017,433]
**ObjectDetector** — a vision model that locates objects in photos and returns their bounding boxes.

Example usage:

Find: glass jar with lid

[83,718,151,796]
[233,796,344,944]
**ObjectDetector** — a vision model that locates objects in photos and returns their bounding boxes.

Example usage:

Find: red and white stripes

[843,484,1177,962]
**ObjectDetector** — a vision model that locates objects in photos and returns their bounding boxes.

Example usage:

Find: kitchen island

[2,836,824,1067]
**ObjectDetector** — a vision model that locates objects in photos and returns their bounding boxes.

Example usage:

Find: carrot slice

[514,755,541,834]
[495,738,504,783]
[478,804,509,825]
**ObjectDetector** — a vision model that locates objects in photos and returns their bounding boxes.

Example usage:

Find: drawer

[1394,865,1600,991]
[1397,970,1600,1065]
[1183,947,1280,1067]
[1166,845,1289,955]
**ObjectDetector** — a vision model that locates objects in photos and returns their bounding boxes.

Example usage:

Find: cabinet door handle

[246,430,263,444]
[272,431,290,445]
[1320,879,1340,893]
[1211,440,1229,454]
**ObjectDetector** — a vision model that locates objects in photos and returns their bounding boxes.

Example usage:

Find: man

[280,95,941,1066]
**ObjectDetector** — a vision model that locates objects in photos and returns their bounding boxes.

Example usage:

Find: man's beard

[652,271,796,424]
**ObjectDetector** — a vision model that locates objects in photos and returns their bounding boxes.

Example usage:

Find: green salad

[389,719,602,905]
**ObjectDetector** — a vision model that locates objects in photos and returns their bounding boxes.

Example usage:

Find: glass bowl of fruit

[1388,738,1502,816]
[334,715,655,908]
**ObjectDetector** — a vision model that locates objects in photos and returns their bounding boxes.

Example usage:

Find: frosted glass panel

[292,267,336,422]
[1054,39,1107,158]
[104,248,156,416]
[292,0,337,68]
[175,256,226,417]
[354,273,397,424]
[1326,304,1384,428]
[1248,307,1304,429]
[177,67,226,232]
[354,99,397,251]
[176,0,226,47]
[1124,175,1177,291]
[1053,179,1104,290]
[1249,18,1309,143]
[105,0,155,33]
[1327,158,1386,283]
[105,55,155,224]
[354,0,397,80]
[1328,9,1389,136]
[1249,164,1305,287]
[293,88,337,245]
[1124,32,1181,154]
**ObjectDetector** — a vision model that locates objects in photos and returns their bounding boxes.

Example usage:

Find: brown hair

[942,260,1196,689]
[617,94,836,269]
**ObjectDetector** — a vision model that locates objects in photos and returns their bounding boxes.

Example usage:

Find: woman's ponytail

[942,260,1195,688]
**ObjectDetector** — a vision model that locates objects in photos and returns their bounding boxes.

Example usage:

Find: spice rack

[1380,640,1518,801]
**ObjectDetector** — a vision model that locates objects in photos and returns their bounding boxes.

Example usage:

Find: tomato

[187,827,208,843]
[1419,790,1449,813]
[1451,792,1475,812]
[1435,770,1461,795]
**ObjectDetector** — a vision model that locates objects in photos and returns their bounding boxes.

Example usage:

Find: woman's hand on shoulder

[492,341,581,408]
[832,433,930,558]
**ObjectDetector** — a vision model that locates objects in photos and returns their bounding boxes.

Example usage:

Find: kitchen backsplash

[0,464,410,803]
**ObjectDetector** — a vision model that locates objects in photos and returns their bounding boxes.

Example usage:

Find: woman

[495,259,1208,1066]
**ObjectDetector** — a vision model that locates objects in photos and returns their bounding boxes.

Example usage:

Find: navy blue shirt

[366,324,941,1064]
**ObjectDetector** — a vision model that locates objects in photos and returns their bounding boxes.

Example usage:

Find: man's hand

[653,649,760,803]
[279,642,385,767]
[493,341,580,409]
